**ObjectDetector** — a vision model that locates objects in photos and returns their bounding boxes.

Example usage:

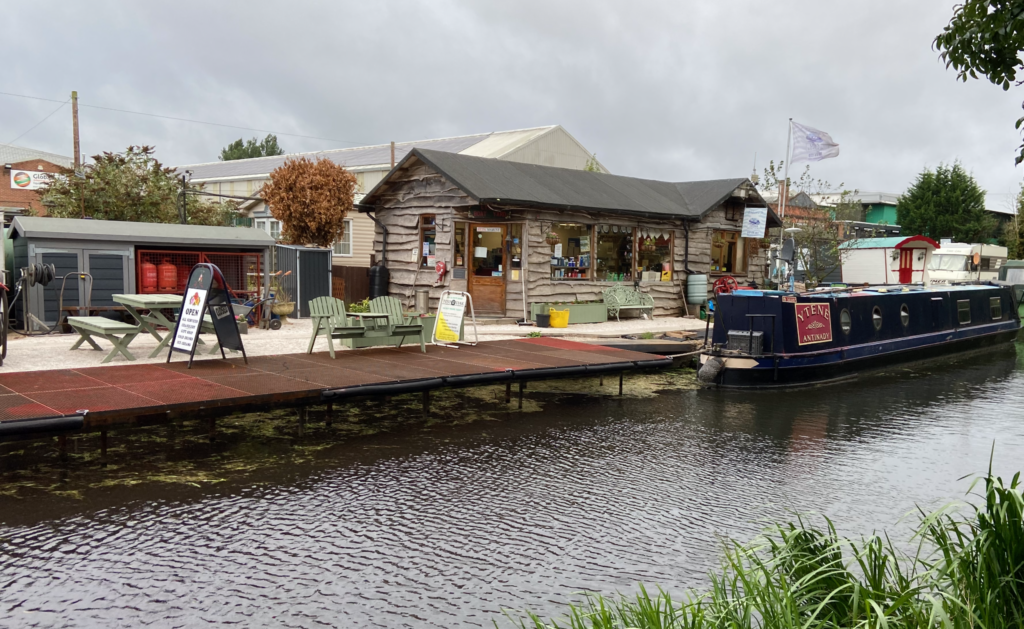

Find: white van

[927,242,1008,283]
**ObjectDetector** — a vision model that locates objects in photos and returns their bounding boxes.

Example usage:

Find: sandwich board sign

[431,290,478,347]
[168,263,247,368]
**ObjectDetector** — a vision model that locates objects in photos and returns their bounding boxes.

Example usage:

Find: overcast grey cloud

[3,0,1022,206]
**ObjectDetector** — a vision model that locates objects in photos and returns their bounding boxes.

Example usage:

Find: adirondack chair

[368,296,426,352]
[307,296,368,359]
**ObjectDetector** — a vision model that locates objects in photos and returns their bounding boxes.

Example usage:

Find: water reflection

[1,348,1023,628]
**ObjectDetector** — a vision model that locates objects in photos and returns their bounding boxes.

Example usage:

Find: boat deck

[0,338,669,432]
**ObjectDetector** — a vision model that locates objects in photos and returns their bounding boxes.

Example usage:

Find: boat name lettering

[795,303,833,346]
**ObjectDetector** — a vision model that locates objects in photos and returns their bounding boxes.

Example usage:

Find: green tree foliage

[219,134,285,161]
[584,155,601,172]
[259,157,356,248]
[998,183,1024,258]
[934,2,1024,164]
[40,145,237,225]
[897,162,995,242]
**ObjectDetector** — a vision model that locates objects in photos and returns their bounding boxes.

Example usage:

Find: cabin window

[900,304,910,327]
[990,297,1003,320]
[548,223,592,280]
[711,230,743,274]
[637,228,673,282]
[872,306,883,331]
[454,222,468,267]
[595,224,633,281]
[420,215,437,268]
[840,309,851,334]
[957,300,971,325]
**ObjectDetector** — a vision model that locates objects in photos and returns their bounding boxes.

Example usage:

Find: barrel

[415,289,429,314]
[686,274,708,305]
[368,264,389,300]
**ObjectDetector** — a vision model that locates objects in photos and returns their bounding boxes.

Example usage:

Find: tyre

[269,319,282,330]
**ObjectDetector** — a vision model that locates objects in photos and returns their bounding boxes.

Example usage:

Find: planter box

[530,302,608,324]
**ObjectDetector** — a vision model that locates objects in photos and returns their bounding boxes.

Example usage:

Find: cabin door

[468,224,507,315]
[898,249,913,284]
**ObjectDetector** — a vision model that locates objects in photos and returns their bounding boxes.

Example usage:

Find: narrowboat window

[548,223,591,281]
[872,306,883,331]
[957,300,971,324]
[454,222,467,267]
[636,228,673,282]
[595,224,633,282]
[990,296,1002,320]
[900,304,910,327]
[840,309,851,334]
[420,215,436,268]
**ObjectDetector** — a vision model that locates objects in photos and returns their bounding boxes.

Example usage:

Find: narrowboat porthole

[840,309,851,334]
[957,300,971,325]
[990,297,1003,320]
[872,306,883,331]
[900,304,910,327]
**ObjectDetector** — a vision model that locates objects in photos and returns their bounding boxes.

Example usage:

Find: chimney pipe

[390,141,395,168]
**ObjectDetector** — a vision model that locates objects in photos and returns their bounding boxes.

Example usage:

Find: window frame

[900,304,910,327]
[990,296,1003,320]
[420,214,437,268]
[872,306,883,331]
[710,230,743,275]
[636,228,674,282]
[549,222,593,281]
[594,224,635,282]
[957,299,971,325]
[269,220,281,241]
[332,218,353,257]
[840,309,852,334]
[454,222,468,268]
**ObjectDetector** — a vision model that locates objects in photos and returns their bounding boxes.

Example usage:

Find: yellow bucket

[549,308,570,328]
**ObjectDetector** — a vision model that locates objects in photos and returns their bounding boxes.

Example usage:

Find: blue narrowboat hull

[701,285,1022,388]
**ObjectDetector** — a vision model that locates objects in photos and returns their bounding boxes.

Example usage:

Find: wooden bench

[307,296,369,359]
[67,316,142,363]
[368,296,426,353]
[603,285,655,322]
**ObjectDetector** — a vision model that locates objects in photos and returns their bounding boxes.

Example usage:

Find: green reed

[501,464,1024,629]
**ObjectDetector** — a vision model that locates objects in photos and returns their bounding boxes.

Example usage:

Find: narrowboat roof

[731,283,1000,300]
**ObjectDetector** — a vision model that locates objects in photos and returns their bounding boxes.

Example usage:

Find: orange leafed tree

[260,157,357,248]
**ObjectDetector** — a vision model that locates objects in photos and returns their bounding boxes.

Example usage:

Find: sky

[2,0,1022,210]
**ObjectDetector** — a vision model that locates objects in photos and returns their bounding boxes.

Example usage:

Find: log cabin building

[358,148,781,318]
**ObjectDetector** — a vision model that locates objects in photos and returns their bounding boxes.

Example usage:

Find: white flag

[790,121,840,163]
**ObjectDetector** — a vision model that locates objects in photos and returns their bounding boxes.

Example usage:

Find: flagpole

[779,117,793,232]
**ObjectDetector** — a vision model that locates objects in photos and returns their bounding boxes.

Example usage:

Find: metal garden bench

[603,285,655,322]
[67,316,142,363]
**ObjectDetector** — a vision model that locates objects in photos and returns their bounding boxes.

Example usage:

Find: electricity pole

[72,90,84,218]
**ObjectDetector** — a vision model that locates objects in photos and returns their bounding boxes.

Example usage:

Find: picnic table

[112,294,221,358]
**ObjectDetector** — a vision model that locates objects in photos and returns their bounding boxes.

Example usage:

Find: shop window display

[548,223,591,280]
[636,229,673,281]
[595,225,633,281]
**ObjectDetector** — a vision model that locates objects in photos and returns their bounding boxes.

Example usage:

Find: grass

[528,331,543,338]
[501,458,1024,629]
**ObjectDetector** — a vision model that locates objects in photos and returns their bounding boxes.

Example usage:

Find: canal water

[2,347,1024,627]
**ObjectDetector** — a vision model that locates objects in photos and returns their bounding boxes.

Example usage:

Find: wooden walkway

[0,338,670,435]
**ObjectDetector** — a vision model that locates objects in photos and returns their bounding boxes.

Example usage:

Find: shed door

[296,248,332,317]
[469,224,506,315]
[84,250,130,307]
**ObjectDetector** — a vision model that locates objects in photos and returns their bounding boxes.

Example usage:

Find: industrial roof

[363,148,775,222]
[11,216,275,248]
[0,143,73,168]
[176,126,570,182]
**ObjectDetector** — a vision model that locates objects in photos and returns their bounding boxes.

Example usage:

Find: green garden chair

[368,296,426,352]
[306,296,367,359]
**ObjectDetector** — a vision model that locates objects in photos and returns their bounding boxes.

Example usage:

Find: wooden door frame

[468,223,508,314]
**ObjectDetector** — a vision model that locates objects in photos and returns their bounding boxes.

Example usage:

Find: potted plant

[270,271,295,320]
[545,231,561,246]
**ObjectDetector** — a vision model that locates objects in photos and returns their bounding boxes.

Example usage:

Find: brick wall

[1,159,64,216]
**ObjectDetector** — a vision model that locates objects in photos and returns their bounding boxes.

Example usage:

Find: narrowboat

[697,283,1022,388]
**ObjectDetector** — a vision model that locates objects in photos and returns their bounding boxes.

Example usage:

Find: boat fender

[697,356,725,385]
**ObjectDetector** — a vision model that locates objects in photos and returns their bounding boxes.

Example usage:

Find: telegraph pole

[72,90,85,218]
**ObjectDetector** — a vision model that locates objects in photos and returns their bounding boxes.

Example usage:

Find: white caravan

[927,242,1008,283]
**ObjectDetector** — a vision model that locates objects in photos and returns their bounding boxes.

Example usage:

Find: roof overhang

[895,235,940,250]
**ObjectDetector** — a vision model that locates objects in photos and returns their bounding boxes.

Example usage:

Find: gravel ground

[0,316,706,373]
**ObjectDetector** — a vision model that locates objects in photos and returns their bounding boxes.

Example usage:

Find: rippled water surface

[3,348,1024,627]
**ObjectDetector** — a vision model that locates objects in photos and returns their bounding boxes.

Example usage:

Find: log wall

[371,159,769,316]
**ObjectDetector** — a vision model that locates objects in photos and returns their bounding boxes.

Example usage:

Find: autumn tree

[260,157,356,247]
[220,134,285,161]
[40,145,236,225]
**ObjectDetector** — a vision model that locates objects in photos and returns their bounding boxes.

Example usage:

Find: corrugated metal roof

[177,126,558,182]
[365,148,770,221]
[841,237,908,249]
[0,143,73,168]
[11,216,275,248]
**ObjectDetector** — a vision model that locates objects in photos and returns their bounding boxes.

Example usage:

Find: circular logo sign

[12,172,31,188]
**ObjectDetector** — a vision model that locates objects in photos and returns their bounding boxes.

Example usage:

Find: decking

[0,338,670,437]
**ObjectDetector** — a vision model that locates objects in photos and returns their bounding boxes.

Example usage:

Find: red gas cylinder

[140,261,158,293]
[177,265,191,292]
[158,259,177,292]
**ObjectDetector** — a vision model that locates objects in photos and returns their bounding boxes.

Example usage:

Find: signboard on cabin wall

[794,302,833,345]
[741,206,769,238]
